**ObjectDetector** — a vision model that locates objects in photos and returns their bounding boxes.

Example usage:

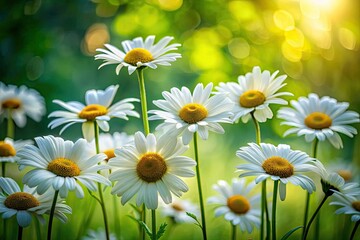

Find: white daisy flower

[236,143,318,201]
[95,35,181,75]
[0,83,45,127]
[48,85,140,141]
[330,193,360,222]
[277,93,360,149]
[81,228,117,240]
[0,177,72,227]
[215,66,292,123]
[327,160,358,183]
[17,135,111,198]
[160,198,199,224]
[0,138,33,163]
[149,83,234,145]
[207,178,261,233]
[109,131,196,209]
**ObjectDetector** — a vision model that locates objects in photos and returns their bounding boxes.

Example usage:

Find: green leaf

[281,226,303,240]
[156,222,168,239]
[139,221,152,238]
[186,212,202,229]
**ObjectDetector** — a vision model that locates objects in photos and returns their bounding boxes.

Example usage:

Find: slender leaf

[186,212,202,229]
[281,226,303,240]
[156,222,168,239]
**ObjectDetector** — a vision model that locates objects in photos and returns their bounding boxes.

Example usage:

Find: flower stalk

[272,180,279,240]
[47,190,59,240]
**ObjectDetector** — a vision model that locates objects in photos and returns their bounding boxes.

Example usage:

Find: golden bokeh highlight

[228,38,250,59]
[273,10,295,31]
[158,0,183,11]
[82,24,109,55]
[338,28,357,50]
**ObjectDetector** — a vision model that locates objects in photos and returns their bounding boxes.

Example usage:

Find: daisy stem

[151,209,156,240]
[193,133,207,240]
[47,190,59,240]
[35,217,42,240]
[1,162,5,177]
[113,194,121,237]
[272,180,279,240]
[94,122,110,240]
[231,223,237,240]
[18,225,23,240]
[350,220,360,240]
[251,112,261,143]
[302,194,329,240]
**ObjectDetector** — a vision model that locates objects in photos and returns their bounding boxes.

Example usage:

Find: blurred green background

[1,0,360,239]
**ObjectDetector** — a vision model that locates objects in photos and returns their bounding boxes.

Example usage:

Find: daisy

[236,143,318,200]
[17,135,111,198]
[330,193,360,222]
[148,83,234,145]
[327,160,358,183]
[161,198,199,224]
[81,228,117,240]
[207,178,261,233]
[0,83,45,127]
[48,85,139,141]
[95,35,181,75]
[215,66,292,123]
[108,131,196,209]
[277,93,360,149]
[0,138,33,163]
[0,177,72,227]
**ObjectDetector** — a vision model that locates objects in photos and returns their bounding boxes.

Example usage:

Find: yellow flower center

[2,98,22,109]
[227,195,250,214]
[0,141,16,157]
[171,203,184,212]
[47,158,81,177]
[239,90,266,108]
[337,170,352,182]
[179,103,208,124]
[352,201,360,211]
[103,149,115,162]
[124,48,154,66]
[78,104,108,121]
[262,156,294,178]
[4,192,40,210]
[136,153,167,182]
[304,112,332,130]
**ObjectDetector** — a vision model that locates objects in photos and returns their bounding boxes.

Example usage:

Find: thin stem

[1,162,5,177]
[272,180,279,240]
[251,112,261,144]
[193,133,207,240]
[35,217,42,240]
[302,195,329,240]
[151,209,156,240]
[350,221,360,240]
[113,194,121,237]
[18,225,23,240]
[47,190,59,240]
[7,110,14,139]
[231,223,237,240]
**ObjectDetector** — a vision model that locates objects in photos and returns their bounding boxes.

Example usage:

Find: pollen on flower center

[78,104,107,121]
[124,48,154,66]
[179,103,208,124]
[2,98,22,109]
[48,158,81,177]
[136,153,167,182]
[227,195,250,214]
[352,201,360,211]
[103,149,115,162]
[337,170,352,182]
[0,142,16,157]
[262,156,294,178]
[239,90,266,108]
[4,192,40,210]
[171,203,184,212]
[304,112,332,130]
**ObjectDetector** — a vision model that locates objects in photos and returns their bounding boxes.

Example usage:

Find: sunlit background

[1,0,359,239]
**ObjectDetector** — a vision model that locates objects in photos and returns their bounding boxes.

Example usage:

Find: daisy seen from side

[108,131,196,209]
[236,143,318,200]
[277,93,360,149]
[17,135,111,198]
[215,66,292,123]
[0,138,33,163]
[207,178,261,233]
[95,35,181,75]
[95,132,134,162]
[330,193,360,222]
[160,198,199,224]
[48,85,139,141]
[148,83,234,145]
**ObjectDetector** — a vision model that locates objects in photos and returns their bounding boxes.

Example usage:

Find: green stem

[113,194,121,237]
[1,162,5,177]
[94,122,110,240]
[47,190,59,240]
[193,133,207,240]
[272,180,279,240]
[18,225,23,240]
[251,112,261,144]
[7,110,14,139]
[151,209,156,240]
[350,221,360,240]
[302,195,329,240]
[76,197,96,239]
[315,211,320,240]
[231,223,237,240]
[35,217,42,240]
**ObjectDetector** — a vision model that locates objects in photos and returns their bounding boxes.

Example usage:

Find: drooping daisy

[0,83,45,127]
[0,177,72,227]
[17,136,111,198]
[81,228,117,240]
[48,85,139,141]
[0,138,33,163]
[95,35,181,75]
[207,178,261,233]
[148,83,234,145]
[109,131,196,209]
[161,198,199,224]
[215,66,292,123]
[277,93,360,149]
[236,143,318,200]
[330,193,360,222]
